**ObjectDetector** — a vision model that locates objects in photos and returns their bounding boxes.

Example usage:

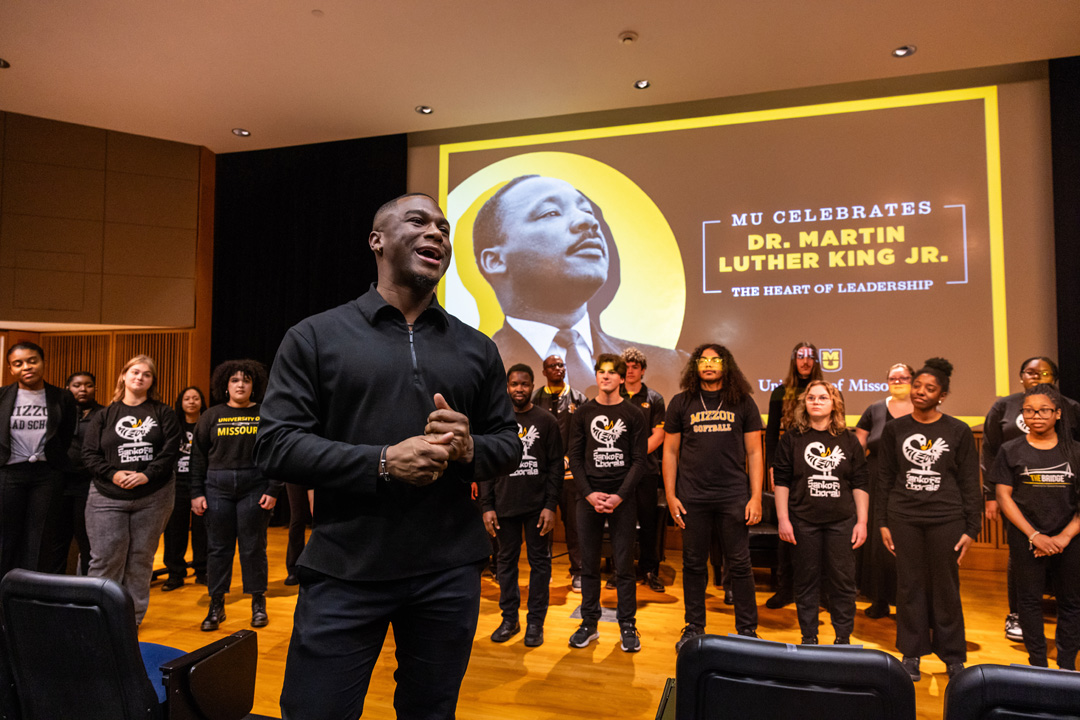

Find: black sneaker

[605,576,616,590]
[620,624,641,653]
[723,590,734,605]
[675,624,704,653]
[765,592,793,609]
[864,603,890,619]
[737,629,760,639]
[801,636,818,645]
[523,623,544,647]
[570,576,582,593]
[569,623,599,648]
[284,573,299,586]
[833,636,850,645]
[644,572,665,593]
[490,619,520,643]
[902,656,921,681]
[162,576,184,592]
[946,662,964,678]
[251,593,268,628]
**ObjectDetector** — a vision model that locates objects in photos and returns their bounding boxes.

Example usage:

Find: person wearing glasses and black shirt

[991,384,1080,670]
[665,344,764,652]
[981,356,1080,642]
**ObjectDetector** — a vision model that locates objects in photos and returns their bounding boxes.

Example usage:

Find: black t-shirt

[568,399,647,498]
[875,414,982,537]
[191,404,281,498]
[981,392,1080,476]
[481,405,563,517]
[625,384,665,476]
[773,427,869,524]
[83,400,181,500]
[990,436,1079,534]
[176,419,195,484]
[665,390,763,504]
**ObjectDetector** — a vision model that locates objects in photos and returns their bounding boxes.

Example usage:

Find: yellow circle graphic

[445,152,685,349]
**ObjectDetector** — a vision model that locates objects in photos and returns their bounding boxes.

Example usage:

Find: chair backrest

[676,634,915,720]
[944,664,1080,720]
[0,569,160,720]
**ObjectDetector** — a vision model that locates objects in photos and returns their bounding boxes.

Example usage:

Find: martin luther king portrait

[471,174,687,397]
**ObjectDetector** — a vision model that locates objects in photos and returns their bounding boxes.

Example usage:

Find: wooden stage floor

[136,526,1047,720]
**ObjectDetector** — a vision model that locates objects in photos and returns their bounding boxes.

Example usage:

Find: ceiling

[1,1,1079,154]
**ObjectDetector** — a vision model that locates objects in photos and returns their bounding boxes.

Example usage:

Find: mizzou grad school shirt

[874,413,982,538]
[665,390,763,504]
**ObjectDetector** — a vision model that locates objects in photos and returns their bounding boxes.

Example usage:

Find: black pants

[162,485,207,580]
[635,474,661,575]
[285,483,311,574]
[859,466,897,607]
[791,515,857,639]
[495,510,551,626]
[891,516,967,664]
[559,471,581,575]
[1007,524,1080,669]
[205,468,270,597]
[47,490,91,575]
[0,463,62,577]
[280,562,482,720]
[577,494,637,625]
[682,499,757,633]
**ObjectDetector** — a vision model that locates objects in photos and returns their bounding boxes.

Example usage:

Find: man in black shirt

[255,194,522,720]
[482,364,562,647]
[567,353,647,652]
[621,348,667,592]
[532,354,587,591]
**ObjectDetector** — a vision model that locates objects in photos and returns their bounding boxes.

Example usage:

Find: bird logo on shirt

[115,415,158,444]
[902,433,949,474]
[590,415,627,452]
[804,442,845,479]
[518,423,540,459]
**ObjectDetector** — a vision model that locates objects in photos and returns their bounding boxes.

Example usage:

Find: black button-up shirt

[255,285,521,581]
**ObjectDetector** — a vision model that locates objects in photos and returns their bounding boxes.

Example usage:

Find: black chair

[944,663,1080,720]
[665,634,914,720]
[0,569,264,720]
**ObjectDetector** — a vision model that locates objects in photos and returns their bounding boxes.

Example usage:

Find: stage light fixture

[892,45,917,58]
[634,80,651,90]
[415,105,434,115]
[231,128,251,137]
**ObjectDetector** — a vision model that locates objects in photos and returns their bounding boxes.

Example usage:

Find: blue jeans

[204,468,270,597]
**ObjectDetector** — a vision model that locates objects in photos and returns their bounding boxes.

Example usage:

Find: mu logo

[819,349,842,372]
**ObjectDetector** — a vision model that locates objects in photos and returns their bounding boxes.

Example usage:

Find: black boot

[251,593,268,627]
[201,595,226,631]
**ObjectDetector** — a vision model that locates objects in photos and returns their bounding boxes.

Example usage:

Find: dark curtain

[212,134,407,371]
[1051,57,1080,399]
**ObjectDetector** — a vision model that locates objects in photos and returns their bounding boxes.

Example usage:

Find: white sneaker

[1005,613,1023,641]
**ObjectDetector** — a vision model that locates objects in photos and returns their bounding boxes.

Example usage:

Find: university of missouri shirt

[568,399,647,499]
[665,390,763,504]
[190,403,282,499]
[875,413,982,538]
[83,399,181,500]
[481,405,563,517]
[990,436,1080,535]
[773,427,868,524]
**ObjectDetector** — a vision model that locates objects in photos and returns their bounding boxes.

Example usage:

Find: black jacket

[255,285,522,581]
[0,382,77,470]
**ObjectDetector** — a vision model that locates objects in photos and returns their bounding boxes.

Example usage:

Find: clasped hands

[585,491,623,514]
[385,393,474,486]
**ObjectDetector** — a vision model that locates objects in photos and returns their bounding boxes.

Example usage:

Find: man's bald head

[373,193,440,231]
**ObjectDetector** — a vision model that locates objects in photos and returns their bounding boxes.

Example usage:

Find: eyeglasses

[544,361,565,369]
[887,377,912,384]
[1022,370,1054,379]
[697,357,723,366]
[1021,407,1057,418]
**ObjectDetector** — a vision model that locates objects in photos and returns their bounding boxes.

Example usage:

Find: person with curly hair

[773,381,869,645]
[665,343,764,651]
[191,359,282,630]
[876,358,982,681]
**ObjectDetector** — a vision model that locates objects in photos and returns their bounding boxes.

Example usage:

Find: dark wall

[1051,57,1080,399]
[212,134,407,372]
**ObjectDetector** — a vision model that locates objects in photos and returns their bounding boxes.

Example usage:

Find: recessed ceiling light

[311,9,324,17]
[231,128,251,137]
[415,105,434,115]
[619,31,638,45]
[0,58,10,69]
[892,45,917,58]
[634,80,650,90]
